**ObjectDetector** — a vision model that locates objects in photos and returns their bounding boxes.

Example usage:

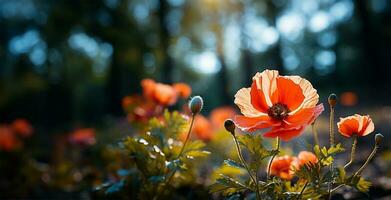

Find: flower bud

[189,96,203,114]
[328,93,337,108]
[224,119,236,135]
[375,133,384,146]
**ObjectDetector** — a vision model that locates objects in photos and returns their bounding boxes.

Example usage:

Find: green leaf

[223,159,245,169]
[347,175,372,193]
[313,143,345,166]
[237,134,274,161]
[209,174,249,195]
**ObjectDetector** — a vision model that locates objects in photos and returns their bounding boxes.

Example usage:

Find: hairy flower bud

[375,133,384,146]
[224,119,236,135]
[328,93,337,107]
[189,96,203,114]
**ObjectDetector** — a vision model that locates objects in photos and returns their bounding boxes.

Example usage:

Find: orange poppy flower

[141,79,178,106]
[270,155,295,180]
[11,119,33,137]
[337,114,374,137]
[69,128,96,146]
[193,115,213,141]
[141,79,157,100]
[0,126,20,151]
[173,83,192,99]
[292,151,318,170]
[153,83,178,106]
[210,106,237,130]
[234,70,324,141]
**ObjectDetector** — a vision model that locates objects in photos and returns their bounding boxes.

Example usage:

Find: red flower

[69,128,96,146]
[11,119,33,137]
[173,83,192,99]
[292,151,318,170]
[193,115,213,141]
[210,106,236,130]
[337,114,374,138]
[141,79,178,106]
[0,126,20,151]
[270,155,295,180]
[234,70,324,141]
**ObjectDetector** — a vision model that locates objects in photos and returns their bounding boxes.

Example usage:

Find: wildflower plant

[210,70,384,199]
[97,79,210,199]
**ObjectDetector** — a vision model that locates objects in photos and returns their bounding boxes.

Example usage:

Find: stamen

[268,103,290,120]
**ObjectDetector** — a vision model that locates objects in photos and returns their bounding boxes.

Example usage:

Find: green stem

[178,114,195,156]
[267,137,280,180]
[328,106,335,200]
[232,134,260,200]
[329,107,335,148]
[354,144,379,177]
[297,181,308,200]
[331,184,345,193]
[155,113,196,200]
[344,136,357,169]
[312,122,320,147]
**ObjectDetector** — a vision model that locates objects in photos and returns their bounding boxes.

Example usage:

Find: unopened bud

[328,93,337,108]
[375,133,384,146]
[224,119,236,135]
[189,96,203,114]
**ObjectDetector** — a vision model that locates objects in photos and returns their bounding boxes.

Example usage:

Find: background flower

[337,114,374,137]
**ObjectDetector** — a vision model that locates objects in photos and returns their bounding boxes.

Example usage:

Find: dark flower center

[268,103,290,120]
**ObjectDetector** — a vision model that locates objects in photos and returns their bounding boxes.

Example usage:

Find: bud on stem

[224,119,236,136]
[189,96,203,114]
[354,133,383,176]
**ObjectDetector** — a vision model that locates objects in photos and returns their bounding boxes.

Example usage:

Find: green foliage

[209,174,249,195]
[97,111,209,199]
[314,143,345,166]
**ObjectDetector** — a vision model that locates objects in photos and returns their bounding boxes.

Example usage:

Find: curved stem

[297,181,308,200]
[329,107,335,148]
[178,114,195,156]
[354,144,379,177]
[331,184,345,193]
[344,136,357,169]
[328,106,335,200]
[232,134,260,200]
[267,137,280,180]
[155,114,196,200]
[312,122,320,147]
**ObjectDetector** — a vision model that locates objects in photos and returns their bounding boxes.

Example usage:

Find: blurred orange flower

[210,106,236,130]
[292,151,318,170]
[122,95,140,110]
[0,126,20,151]
[337,114,374,138]
[193,115,213,141]
[234,70,324,141]
[141,79,157,100]
[154,83,178,106]
[270,155,295,180]
[340,91,358,107]
[141,79,178,106]
[173,83,192,99]
[69,128,96,146]
[11,119,33,137]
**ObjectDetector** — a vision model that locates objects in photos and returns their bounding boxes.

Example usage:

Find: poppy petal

[234,115,280,132]
[284,104,324,126]
[235,88,268,117]
[359,115,374,136]
[337,117,359,137]
[250,81,270,113]
[264,126,305,141]
[276,77,305,111]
